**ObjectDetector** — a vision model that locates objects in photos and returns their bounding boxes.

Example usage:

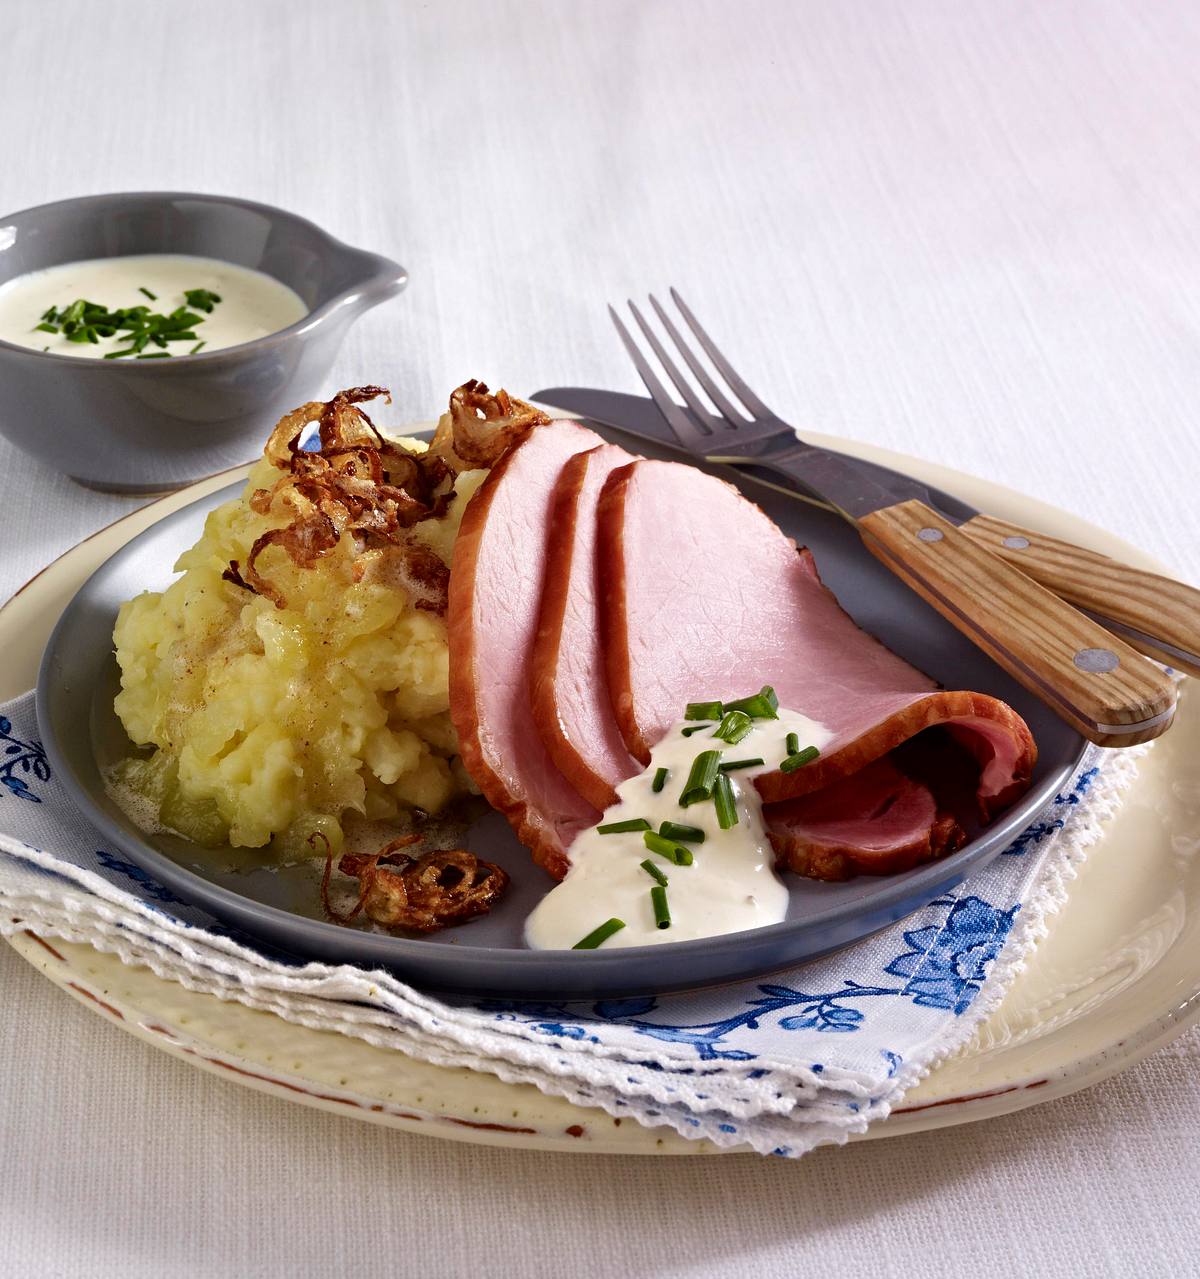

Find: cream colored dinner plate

[5,428,1199,1154]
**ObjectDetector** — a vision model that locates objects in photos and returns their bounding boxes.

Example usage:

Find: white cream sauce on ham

[525,709,833,949]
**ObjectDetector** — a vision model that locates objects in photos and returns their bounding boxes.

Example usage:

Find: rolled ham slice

[597,459,1036,847]
[766,757,966,881]
[449,421,604,878]
[531,443,642,811]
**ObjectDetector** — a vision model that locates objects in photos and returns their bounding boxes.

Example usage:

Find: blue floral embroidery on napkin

[885,895,1017,1014]
[0,716,50,803]
[1003,765,1100,855]
[483,895,1016,1059]
[94,849,186,904]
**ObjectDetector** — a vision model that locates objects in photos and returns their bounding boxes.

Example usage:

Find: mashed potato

[113,420,487,858]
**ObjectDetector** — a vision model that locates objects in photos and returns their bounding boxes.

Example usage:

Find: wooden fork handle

[858,501,1177,746]
[958,513,1200,678]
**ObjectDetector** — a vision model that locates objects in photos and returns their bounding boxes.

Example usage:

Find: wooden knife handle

[858,500,1177,746]
[959,513,1200,678]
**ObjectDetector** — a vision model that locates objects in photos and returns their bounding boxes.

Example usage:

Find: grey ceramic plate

[37,431,1087,998]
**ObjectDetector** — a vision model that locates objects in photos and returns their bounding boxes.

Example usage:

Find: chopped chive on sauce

[189,340,206,355]
[786,731,800,757]
[713,772,739,829]
[572,917,627,949]
[651,767,669,793]
[643,831,694,866]
[684,699,724,721]
[640,858,669,887]
[680,750,721,806]
[724,685,779,720]
[719,757,764,773]
[659,820,705,844]
[184,287,222,313]
[712,709,753,745]
[651,884,671,929]
[780,745,821,773]
[35,289,222,359]
[597,817,652,835]
[681,724,711,737]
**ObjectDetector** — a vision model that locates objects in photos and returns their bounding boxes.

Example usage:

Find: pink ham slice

[766,757,967,881]
[531,443,642,811]
[448,421,604,879]
[597,459,1036,858]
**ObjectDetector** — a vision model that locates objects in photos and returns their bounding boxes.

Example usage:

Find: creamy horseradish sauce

[0,254,308,358]
[526,692,834,950]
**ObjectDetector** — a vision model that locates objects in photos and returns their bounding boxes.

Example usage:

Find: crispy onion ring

[317,832,509,932]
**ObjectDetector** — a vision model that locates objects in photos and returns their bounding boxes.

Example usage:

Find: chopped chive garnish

[682,724,711,737]
[643,831,694,866]
[640,858,669,886]
[136,352,171,358]
[34,321,58,334]
[713,772,738,829]
[680,750,721,806]
[651,767,669,793]
[138,286,157,300]
[184,287,222,312]
[31,290,220,355]
[572,917,626,949]
[719,757,764,772]
[189,340,206,355]
[659,820,705,844]
[712,709,753,745]
[684,700,723,721]
[780,746,821,773]
[786,732,800,756]
[596,817,652,835]
[651,884,671,929]
[724,685,779,720]
[104,348,138,359]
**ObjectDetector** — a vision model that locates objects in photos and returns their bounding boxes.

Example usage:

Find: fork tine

[669,287,772,419]
[607,305,708,449]
[627,299,716,433]
[649,293,748,426]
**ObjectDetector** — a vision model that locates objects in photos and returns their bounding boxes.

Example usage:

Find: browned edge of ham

[755,688,1036,818]
[448,421,602,879]
[595,460,654,764]
[530,443,641,811]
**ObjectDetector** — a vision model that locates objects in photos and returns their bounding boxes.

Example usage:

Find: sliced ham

[531,443,642,811]
[766,758,966,881]
[448,420,603,879]
[597,459,1036,836]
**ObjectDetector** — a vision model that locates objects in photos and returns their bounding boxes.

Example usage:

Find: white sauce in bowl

[525,709,834,950]
[0,254,308,358]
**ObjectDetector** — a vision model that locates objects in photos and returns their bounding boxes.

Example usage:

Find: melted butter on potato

[112,442,487,857]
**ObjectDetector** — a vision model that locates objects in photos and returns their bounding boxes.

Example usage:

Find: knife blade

[531,385,1200,681]
[532,386,979,524]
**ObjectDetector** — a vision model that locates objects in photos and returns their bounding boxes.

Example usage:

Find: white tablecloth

[2,2,1198,1274]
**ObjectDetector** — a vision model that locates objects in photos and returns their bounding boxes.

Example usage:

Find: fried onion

[316,831,509,932]
[428,379,552,472]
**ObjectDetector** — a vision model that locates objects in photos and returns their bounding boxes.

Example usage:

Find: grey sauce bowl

[0,191,406,493]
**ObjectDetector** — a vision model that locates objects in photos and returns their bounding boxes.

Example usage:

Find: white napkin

[0,690,1144,1156]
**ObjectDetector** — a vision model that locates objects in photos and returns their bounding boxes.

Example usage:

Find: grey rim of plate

[35,427,1087,999]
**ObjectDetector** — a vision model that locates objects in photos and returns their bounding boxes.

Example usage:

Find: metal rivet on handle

[1074,647,1120,673]
[1002,535,1031,549]
[917,527,944,542]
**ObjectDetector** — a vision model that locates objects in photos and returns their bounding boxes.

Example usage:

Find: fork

[609,289,1181,745]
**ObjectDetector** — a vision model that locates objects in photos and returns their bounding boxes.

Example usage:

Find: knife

[533,386,1200,682]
